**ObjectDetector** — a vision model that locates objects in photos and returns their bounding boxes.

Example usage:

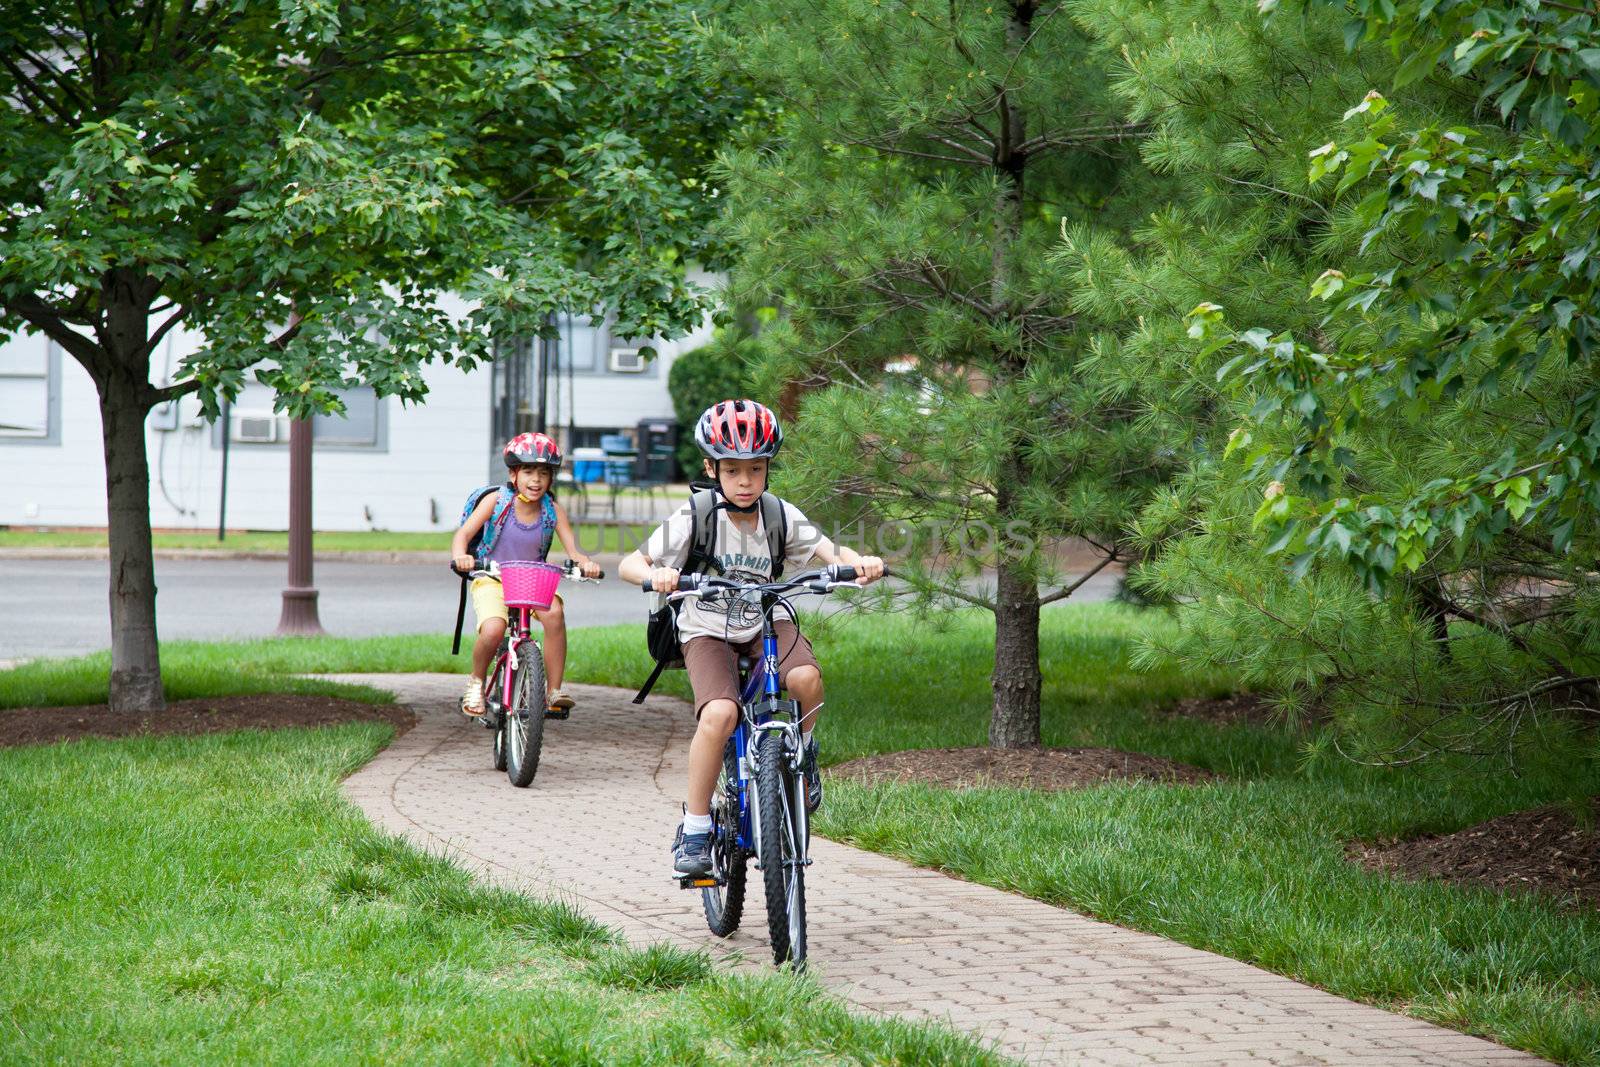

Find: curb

[0,547,438,563]
[0,548,632,565]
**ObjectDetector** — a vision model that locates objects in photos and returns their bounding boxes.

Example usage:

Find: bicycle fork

[502,608,531,709]
[748,718,812,874]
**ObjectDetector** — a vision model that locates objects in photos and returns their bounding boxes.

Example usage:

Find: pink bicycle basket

[497,561,562,609]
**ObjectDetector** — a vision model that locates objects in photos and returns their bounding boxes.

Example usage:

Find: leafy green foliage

[1190,73,1600,595]
[1068,0,1600,761]
[0,0,744,708]
[0,0,740,417]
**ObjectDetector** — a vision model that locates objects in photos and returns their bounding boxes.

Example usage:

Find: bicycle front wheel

[754,729,806,968]
[505,642,547,788]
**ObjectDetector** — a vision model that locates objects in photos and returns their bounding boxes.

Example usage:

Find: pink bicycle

[467,558,602,787]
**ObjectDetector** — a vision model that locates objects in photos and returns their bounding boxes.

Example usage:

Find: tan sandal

[545,688,574,720]
[461,678,486,717]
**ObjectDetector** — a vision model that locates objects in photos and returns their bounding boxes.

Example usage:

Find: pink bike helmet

[503,431,563,469]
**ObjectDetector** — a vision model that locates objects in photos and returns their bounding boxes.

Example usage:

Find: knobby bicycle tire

[754,729,806,967]
[505,641,547,788]
[703,740,748,937]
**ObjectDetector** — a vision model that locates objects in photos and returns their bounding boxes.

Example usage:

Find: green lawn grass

[0,724,1001,1064]
[6,605,1598,1063]
[0,523,655,556]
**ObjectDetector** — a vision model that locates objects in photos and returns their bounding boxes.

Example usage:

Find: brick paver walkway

[337,674,1543,1066]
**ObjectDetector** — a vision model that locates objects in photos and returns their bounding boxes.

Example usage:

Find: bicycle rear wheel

[505,642,547,788]
[754,729,806,967]
[703,740,748,937]
[487,653,509,772]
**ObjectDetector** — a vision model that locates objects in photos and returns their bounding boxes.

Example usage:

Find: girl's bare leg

[537,597,566,689]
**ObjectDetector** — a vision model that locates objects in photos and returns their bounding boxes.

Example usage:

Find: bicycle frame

[495,605,536,709]
[723,592,806,857]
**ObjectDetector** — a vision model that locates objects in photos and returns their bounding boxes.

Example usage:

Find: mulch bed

[1161,692,1281,728]
[1348,797,1600,908]
[1159,691,1333,730]
[831,745,1216,792]
[0,694,415,749]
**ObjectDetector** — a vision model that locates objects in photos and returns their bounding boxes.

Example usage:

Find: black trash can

[635,418,678,482]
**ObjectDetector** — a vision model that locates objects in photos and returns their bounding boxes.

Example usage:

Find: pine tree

[710,0,1166,746]
[1069,0,1600,761]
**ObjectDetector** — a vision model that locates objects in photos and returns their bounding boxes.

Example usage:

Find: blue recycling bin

[570,447,606,483]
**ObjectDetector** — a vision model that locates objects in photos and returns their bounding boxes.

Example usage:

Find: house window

[314,386,384,447]
[211,382,387,451]
[561,313,601,372]
[0,335,59,443]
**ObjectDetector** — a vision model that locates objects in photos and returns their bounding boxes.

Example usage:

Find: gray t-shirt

[643,498,831,644]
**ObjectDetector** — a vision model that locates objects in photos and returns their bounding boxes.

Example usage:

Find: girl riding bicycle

[618,400,884,879]
[452,432,601,718]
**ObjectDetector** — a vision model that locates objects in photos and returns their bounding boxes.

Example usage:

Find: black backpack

[632,484,788,704]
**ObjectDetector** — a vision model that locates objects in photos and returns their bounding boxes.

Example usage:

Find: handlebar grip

[642,573,700,594]
[830,564,858,583]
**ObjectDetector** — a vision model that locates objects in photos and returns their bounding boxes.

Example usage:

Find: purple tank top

[487,497,553,564]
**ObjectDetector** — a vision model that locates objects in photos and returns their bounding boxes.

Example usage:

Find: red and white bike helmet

[694,399,782,461]
[503,431,563,469]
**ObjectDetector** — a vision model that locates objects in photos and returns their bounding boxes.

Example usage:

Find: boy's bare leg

[686,699,739,816]
[787,665,824,731]
[537,598,566,689]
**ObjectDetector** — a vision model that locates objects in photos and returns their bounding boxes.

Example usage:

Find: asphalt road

[0,556,1120,663]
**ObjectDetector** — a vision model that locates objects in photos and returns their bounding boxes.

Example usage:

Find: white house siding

[0,290,717,533]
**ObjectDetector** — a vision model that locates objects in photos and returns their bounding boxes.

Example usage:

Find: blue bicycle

[646,563,874,968]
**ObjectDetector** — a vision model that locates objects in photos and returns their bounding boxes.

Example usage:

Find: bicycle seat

[737,656,754,673]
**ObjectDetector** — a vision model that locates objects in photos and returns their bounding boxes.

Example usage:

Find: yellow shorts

[471,577,564,632]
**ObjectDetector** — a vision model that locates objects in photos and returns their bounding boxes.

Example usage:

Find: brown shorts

[682,621,819,715]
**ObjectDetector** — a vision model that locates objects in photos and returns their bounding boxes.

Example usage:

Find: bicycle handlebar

[452,558,605,581]
[641,563,889,594]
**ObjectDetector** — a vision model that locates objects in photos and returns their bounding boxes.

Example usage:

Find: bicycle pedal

[677,874,722,889]
[544,706,570,720]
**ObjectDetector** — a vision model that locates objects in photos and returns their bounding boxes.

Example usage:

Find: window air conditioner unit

[232,413,280,443]
[608,347,647,373]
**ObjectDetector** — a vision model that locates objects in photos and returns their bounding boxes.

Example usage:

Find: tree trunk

[99,373,164,712]
[990,559,1043,747]
[986,0,1040,748]
[99,271,165,713]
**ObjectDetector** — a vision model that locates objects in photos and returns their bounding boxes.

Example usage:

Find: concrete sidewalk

[337,674,1542,1067]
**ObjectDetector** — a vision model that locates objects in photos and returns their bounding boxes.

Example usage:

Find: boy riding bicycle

[618,400,883,879]
[452,432,601,718]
